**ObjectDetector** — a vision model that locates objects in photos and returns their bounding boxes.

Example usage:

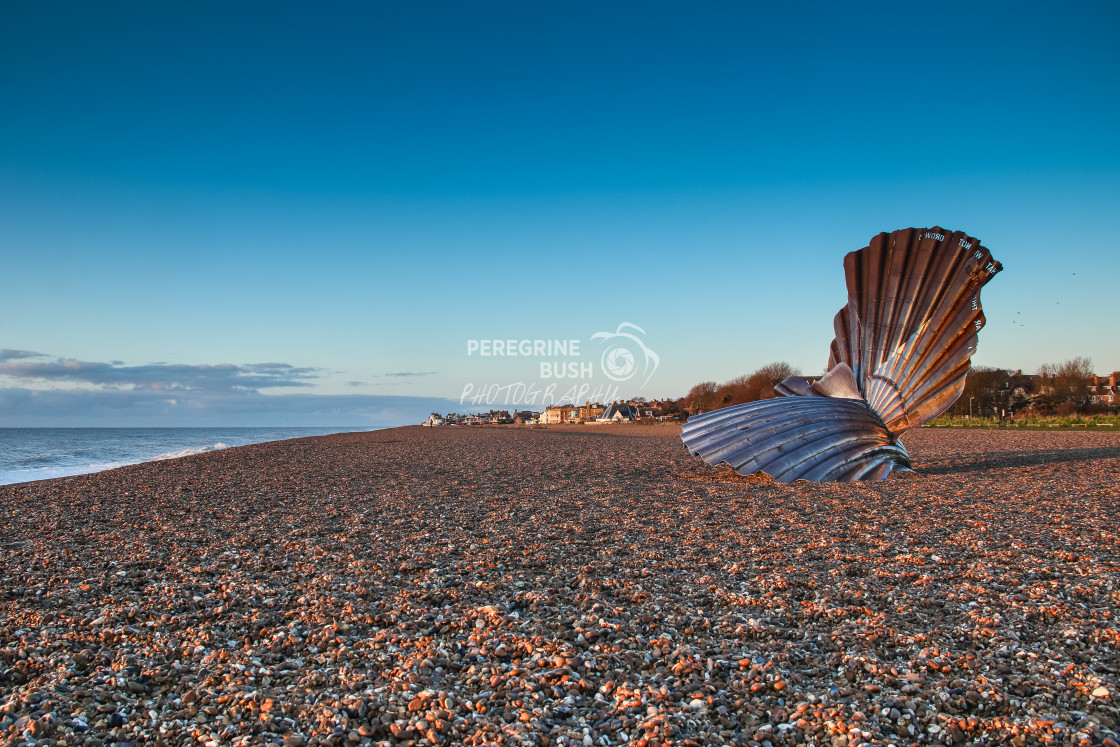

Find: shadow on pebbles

[1,425,1118,747]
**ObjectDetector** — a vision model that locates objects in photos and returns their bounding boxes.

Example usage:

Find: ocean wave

[18,454,59,465]
[0,462,131,486]
[1,428,379,487]
[0,447,221,485]
[1,444,227,485]
[153,443,229,460]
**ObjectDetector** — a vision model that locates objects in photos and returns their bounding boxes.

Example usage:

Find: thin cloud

[0,352,456,425]
[384,371,438,377]
[242,363,308,372]
[0,386,460,427]
[0,349,47,362]
[0,354,322,393]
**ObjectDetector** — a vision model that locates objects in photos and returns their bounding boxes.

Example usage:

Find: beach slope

[1,426,1118,746]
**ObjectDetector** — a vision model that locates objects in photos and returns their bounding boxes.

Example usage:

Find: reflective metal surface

[682,227,1002,482]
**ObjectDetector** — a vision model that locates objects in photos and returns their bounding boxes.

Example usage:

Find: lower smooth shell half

[680,396,911,482]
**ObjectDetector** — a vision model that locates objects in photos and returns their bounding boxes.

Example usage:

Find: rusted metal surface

[682,227,1002,482]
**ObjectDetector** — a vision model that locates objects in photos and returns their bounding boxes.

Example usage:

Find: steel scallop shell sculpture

[680,227,1003,482]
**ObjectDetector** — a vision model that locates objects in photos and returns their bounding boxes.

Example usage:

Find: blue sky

[2,1,1118,425]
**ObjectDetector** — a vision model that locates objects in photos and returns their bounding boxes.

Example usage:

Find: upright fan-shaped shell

[681,226,1001,482]
[828,228,1002,434]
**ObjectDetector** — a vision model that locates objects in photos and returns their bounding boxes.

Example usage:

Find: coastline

[2,426,1118,745]
[0,426,386,487]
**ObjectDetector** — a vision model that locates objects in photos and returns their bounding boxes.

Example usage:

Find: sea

[0,427,383,486]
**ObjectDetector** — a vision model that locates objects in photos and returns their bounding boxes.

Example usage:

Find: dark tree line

[681,362,799,414]
[675,356,1111,420]
[946,357,1106,418]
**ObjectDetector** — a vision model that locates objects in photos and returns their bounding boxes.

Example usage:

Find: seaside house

[597,403,639,422]
[1007,370,1037,401]
[538,406,562,424]
[579,401,607,422]
[1090,372,1119,404]
[540,404,582,424]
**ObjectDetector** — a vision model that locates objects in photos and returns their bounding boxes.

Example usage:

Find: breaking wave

[153,443,229,460]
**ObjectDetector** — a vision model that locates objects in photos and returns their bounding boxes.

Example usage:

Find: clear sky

[2,1,1118,426]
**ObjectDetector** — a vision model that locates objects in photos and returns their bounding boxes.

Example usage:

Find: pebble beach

[1,425,1118,747]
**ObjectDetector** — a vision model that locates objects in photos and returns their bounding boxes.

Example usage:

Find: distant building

[598,403,639,422]
[580,401,606,421]
[540,404,582,424]
[1090,372,1119,404]
[538,406,562,424]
